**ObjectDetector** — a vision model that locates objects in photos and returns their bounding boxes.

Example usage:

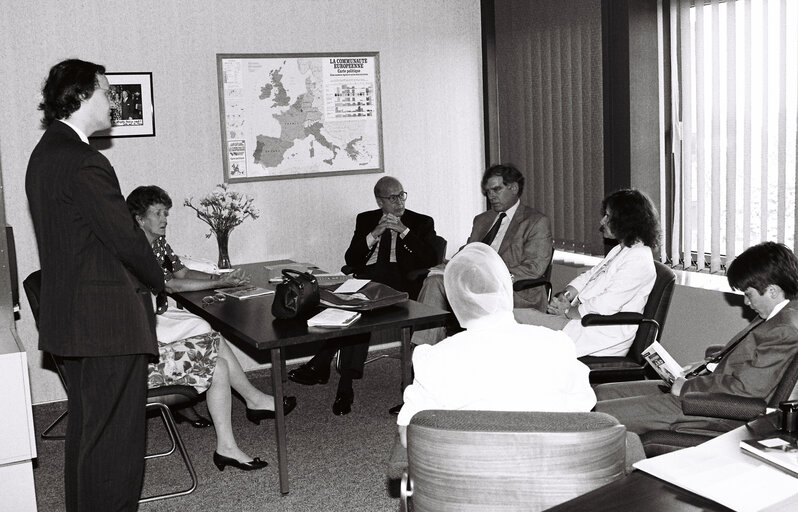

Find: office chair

[336,235,448,369]
[640,345,798,457]
[398,409,639,512]
[23,270,198,503]
[578,261,676,383]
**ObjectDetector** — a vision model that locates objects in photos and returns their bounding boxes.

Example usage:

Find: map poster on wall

[216,52,383,182]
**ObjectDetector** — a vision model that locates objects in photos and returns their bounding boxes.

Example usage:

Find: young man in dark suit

[288,176,437,415]
[595,242,798,435]
[26,59,165,512]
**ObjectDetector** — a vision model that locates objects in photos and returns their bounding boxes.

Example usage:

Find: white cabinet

[0,328,38,511]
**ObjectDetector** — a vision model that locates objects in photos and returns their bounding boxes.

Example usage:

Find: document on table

[634,425,798,512]
[333,279,370,294]
[307,308,361,328]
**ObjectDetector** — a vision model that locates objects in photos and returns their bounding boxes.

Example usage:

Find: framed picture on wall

[92,72,155,138]
[216,52,383,182]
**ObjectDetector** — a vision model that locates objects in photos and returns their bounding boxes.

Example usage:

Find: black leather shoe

[388,403,403,416]
[173,410,213,428]
[332,389,354,416]
[288,362,330,386]
[246,396,298,425]
[213,451,268,471]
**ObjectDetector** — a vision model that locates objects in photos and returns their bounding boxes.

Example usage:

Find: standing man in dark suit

[595,242,798,435]
[411,163,553,345]
[26,59,165,512]
[288,176,437,415]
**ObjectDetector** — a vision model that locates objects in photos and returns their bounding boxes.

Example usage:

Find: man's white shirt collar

[767,299,789,321]
[59,119,89,144]
[502,199,520,223]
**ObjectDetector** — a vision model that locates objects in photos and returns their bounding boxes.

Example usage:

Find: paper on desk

[333,279,370,294]
[634,433,798,512]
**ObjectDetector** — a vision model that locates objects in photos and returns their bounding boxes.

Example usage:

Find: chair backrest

[770,348,798,406]
[23,270,42,327]
[405,409,626,512]
[627,261,676,364]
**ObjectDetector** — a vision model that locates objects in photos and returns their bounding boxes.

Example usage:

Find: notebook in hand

[641,341,685,385]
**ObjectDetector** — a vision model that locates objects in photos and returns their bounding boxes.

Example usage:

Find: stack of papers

[307,308,361,328]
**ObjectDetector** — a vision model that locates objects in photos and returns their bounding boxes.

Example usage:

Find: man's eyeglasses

[376,191,408,203]
[201,292,227,307]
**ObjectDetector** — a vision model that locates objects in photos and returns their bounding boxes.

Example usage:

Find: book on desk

[740,427,798,478]
[307,308,361,328]
[215,285,273,300]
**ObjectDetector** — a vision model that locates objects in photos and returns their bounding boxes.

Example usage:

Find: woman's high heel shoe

[173,410,213,429]
[213,451,268,471]
[246,396,298,424]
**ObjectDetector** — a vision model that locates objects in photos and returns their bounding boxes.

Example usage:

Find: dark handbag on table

[271,269,320,320]
[319,281,408,311]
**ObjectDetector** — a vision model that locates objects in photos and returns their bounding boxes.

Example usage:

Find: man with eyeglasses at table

[289,176,438,415]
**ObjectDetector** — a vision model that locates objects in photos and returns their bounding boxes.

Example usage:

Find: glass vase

[215,230,231,269]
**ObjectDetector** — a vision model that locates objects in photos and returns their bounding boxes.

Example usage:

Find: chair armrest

[681,392,767,419]
[407,268,431,282]
[581,312,645,326]
[513,277,550,292]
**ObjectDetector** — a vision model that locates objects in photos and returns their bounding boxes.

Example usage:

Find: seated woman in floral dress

[127,185,296,472]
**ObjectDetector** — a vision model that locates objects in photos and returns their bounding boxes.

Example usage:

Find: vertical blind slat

[670,0,683,265]
[695,0,706,270]
[760,0,769,241]
[710,0,722,272]
[777,0,787,243]
[658,0,668,262]
[725,0,737,262]
[681,1,694,267]
[743,0,752,249]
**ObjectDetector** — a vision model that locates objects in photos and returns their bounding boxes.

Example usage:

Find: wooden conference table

[170,260,450,495]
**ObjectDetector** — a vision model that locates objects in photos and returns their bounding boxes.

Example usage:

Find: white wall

[0,0,485,404]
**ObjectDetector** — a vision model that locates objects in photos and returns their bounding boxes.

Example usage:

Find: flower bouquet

[184,183,260,268]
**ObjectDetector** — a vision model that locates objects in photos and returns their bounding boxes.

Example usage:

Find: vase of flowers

[184,183,260,269]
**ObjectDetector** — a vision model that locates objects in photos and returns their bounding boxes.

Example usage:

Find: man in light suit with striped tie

[595,242,798,435]
[411,164,553,346]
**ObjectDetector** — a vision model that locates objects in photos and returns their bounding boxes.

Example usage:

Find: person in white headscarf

[397,242,596,447]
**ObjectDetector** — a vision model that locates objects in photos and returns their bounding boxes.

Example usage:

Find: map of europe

[220,55,381,180]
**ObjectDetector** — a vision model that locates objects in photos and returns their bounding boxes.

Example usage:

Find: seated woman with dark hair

[514,188,661,357]
[127,185,296,472]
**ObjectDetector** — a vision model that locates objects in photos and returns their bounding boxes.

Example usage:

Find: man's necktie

[684,317,765,377]
[377,229,392,263]
[481,212,506,246]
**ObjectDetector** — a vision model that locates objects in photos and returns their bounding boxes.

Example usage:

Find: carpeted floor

[31,351,405,512]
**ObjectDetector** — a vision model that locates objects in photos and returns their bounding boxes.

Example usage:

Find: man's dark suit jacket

[344,208,437,297]
[682,300,798,402]
[26,120,164,357]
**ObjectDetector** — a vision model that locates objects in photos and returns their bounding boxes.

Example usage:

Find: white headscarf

[444,242,513,328]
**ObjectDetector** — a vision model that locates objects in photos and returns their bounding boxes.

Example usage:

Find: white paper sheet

[333,279,370,294]
[634,425,798,512]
